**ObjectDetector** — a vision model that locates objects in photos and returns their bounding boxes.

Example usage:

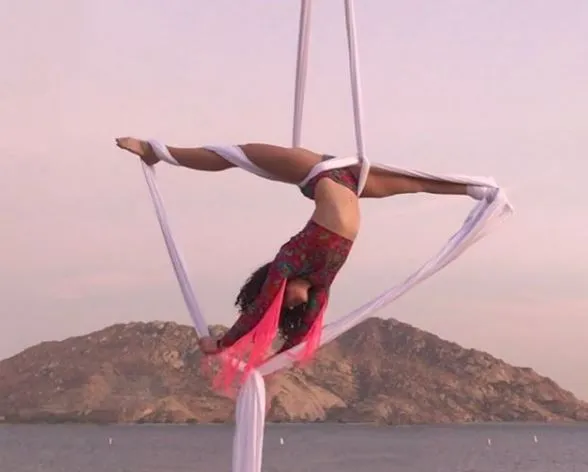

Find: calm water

[1,423,587,472]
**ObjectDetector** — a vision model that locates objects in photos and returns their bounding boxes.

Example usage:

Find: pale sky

[1,1,587,399]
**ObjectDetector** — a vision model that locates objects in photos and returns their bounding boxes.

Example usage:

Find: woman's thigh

[238,143,323,184]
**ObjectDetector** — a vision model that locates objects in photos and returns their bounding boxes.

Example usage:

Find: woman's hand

[198,336,221,355]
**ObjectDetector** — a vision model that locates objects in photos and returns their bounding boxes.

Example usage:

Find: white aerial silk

[138,1,514,471]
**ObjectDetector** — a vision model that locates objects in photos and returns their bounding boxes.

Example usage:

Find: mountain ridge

[0,318,586,425]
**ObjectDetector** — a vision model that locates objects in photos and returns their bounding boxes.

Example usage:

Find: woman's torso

[265,155,360,297]
[300,155,361,241]
[311,180,360,240]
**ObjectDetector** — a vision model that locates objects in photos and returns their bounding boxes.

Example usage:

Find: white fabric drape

[138,2,514,471]
[142,143,513,472]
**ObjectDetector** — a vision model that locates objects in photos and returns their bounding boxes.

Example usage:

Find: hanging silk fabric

[139,1,514,471]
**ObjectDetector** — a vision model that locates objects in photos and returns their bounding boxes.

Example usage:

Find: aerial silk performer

[117,1,513,471]
[116,138,497,386]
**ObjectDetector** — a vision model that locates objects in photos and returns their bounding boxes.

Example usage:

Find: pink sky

[1,1,587,398]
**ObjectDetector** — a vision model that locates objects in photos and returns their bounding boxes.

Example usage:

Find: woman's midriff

[311,178,360,241]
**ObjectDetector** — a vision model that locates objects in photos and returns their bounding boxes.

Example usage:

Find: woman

[116,137,491,372]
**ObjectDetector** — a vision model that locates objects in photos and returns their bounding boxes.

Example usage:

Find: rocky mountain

[0,318,586,425]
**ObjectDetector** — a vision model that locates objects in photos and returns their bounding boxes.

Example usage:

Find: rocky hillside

[0,318,586,425]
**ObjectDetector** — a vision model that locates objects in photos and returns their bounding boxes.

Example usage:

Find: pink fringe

[271,299,328,368]
[211,279,287,394]
[291,301,327,366]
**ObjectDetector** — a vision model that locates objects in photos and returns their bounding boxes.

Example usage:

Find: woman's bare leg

[359,166,470,199]
[116,138,322,183]
[116,137,235,171]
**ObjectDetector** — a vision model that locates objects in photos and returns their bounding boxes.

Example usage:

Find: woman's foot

[467,185,498,201]
[115,137,159,166]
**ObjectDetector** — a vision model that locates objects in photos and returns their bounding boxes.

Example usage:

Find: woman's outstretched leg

[360,166,489,200]
[116,138,322,184]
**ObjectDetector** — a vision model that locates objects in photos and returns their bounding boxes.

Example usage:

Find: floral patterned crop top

[218,220,354,348]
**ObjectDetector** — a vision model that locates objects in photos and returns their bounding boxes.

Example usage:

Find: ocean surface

[1,422,587,472]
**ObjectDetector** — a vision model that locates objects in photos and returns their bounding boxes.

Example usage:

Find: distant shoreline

[1,419,586,427]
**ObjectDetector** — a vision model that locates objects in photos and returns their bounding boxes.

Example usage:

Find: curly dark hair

[234,262,307,342]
